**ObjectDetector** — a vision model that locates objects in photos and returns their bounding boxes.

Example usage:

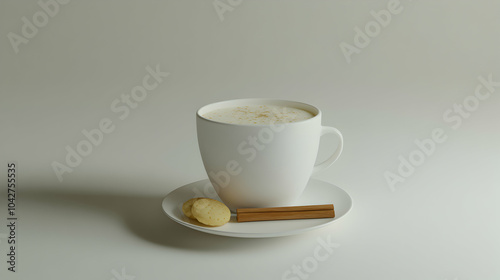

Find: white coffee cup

[196,98,343,210]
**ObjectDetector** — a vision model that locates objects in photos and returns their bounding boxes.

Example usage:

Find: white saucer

[161,179,353,238]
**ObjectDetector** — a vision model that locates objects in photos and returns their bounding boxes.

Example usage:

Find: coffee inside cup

[202,104,314,125]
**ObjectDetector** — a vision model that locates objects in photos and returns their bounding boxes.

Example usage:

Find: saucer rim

[161,178,353,238]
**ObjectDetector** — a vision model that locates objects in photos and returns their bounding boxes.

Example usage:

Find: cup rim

[196,98,321,126]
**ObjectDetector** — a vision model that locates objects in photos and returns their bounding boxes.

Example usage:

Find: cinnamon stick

[236,204,335,222]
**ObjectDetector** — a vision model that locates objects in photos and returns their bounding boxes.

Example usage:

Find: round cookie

[182,198,201,219]
[191,198,230,226]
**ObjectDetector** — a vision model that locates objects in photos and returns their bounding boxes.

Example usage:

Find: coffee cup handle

[313,126,343,174]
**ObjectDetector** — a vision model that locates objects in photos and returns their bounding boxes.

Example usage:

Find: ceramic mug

[196,98,343,210]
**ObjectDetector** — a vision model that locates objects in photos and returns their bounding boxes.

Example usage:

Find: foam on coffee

[202,105,314,125]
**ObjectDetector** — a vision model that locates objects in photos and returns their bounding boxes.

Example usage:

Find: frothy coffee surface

[202,105,314,125]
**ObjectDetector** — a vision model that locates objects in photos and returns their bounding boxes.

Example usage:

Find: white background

[1,0,499,279]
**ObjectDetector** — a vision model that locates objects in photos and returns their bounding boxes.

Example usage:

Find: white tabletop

[1,1,499,279]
